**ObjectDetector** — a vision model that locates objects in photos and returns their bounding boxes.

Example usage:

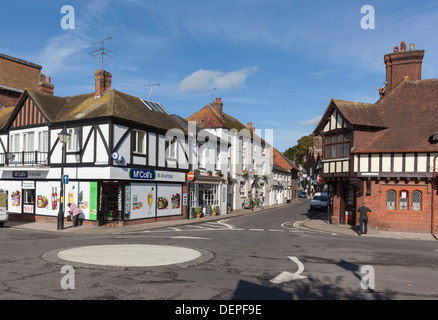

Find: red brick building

[0,53,43,108]
[314,42,438,234]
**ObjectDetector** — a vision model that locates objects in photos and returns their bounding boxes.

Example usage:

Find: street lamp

[57,127,71,230]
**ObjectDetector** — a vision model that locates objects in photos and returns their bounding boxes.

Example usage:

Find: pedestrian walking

[260,194,264,209]
[68,202,82,227]
[357,202,371,235]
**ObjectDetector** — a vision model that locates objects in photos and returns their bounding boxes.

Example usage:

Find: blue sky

[2,0,438,152]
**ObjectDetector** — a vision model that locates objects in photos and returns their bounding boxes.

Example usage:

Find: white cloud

[299,116,322,126]
[178,66,258,92]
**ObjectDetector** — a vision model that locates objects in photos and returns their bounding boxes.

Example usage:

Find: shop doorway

[23,188,35,214]
[101,182,121,222]
[344,185,356,225]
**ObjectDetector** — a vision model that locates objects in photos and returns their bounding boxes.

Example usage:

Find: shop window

[386,190,396,210]
[412,191,422,211]
[399,190,408,210]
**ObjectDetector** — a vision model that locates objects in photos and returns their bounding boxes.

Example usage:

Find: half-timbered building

[0,69,192,226]
[314,42,438,234]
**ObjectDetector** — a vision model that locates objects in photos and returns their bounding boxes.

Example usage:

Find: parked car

[0,211,8,227]
[0,192,7,227]
[310,192,328,211]
[242,198,252,209]
[298,190,307,198]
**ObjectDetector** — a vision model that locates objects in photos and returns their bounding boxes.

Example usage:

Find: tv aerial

[88,36,117,70]
[144,83,160,100]
[210,87,217,101]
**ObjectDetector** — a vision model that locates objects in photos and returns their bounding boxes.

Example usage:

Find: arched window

[399,190,408,210]
[412,191,422,211]
[386,190,396,210]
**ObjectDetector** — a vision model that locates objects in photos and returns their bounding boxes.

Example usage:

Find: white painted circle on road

[57,244,202,267]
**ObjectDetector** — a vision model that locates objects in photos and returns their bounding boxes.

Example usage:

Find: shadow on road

[231,278,393,300]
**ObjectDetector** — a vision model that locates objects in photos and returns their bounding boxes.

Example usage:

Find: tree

[283,134,314,166]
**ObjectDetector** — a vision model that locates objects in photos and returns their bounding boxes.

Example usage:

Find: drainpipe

[432,155,438,235]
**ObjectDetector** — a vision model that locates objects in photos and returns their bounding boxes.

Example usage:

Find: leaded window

[412,191,422,211]
[386,190,396,210]
[399,191,408,210]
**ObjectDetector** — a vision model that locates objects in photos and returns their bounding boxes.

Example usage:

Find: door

[344,185,356,225]
[23,188,35,214]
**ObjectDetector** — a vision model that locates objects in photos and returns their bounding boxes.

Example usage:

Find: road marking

[249,229,264,231]
[269,229,284,232]
[116,235,211,240]
[168,227,182,231]
[270,256,307,284]
[217,219,235,229]
[170,236,211,240]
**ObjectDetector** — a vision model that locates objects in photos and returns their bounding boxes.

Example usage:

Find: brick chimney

[384,41,424,92]
[247,122,254,132]
[210,97,223,116]
[38,76,54,95]
[95,69,112,98]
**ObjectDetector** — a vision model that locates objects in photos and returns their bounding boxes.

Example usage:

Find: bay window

[325,132,351,159]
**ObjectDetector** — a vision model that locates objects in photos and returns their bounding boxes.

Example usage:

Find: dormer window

[324,132,351,159]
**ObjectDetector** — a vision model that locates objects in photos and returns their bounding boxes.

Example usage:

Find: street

[0,199,437,301]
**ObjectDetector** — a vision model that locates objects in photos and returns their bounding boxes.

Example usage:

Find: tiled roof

[353,78,438,153]
[187,105,249,134]
[332,99,386,128]
[13,89,187,133]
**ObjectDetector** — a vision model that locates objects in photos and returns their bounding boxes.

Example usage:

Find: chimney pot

[384,42,424,91]
[38,80,54,95]
[410,43,415,51]
[400,41,406,51]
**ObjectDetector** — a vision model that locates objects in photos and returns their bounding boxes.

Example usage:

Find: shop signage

[129,169,156,180]
[129,169,185,182]
[22,181,35,189]
[13,171,28,178]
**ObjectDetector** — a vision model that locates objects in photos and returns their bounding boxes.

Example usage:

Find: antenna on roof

[210,87,217,101]
[144,83,160,100]
[88,36,117,70]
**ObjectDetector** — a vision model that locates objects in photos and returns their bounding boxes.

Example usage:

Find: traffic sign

[62,175,69,184]
[317,174,324,183]
[187,171,195,181]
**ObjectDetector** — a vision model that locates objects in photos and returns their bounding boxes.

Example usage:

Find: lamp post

[57,127,71,230]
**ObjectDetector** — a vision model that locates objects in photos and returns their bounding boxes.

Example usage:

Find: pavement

[4,200,438,241]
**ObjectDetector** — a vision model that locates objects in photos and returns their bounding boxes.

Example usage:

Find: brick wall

[384,42,424,91]
[0,56,41,91]
[356,179,437,233]
[0,88,21,108]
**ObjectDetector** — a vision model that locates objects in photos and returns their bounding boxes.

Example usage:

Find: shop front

[0,167,187,226]
[189,175,227,218]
